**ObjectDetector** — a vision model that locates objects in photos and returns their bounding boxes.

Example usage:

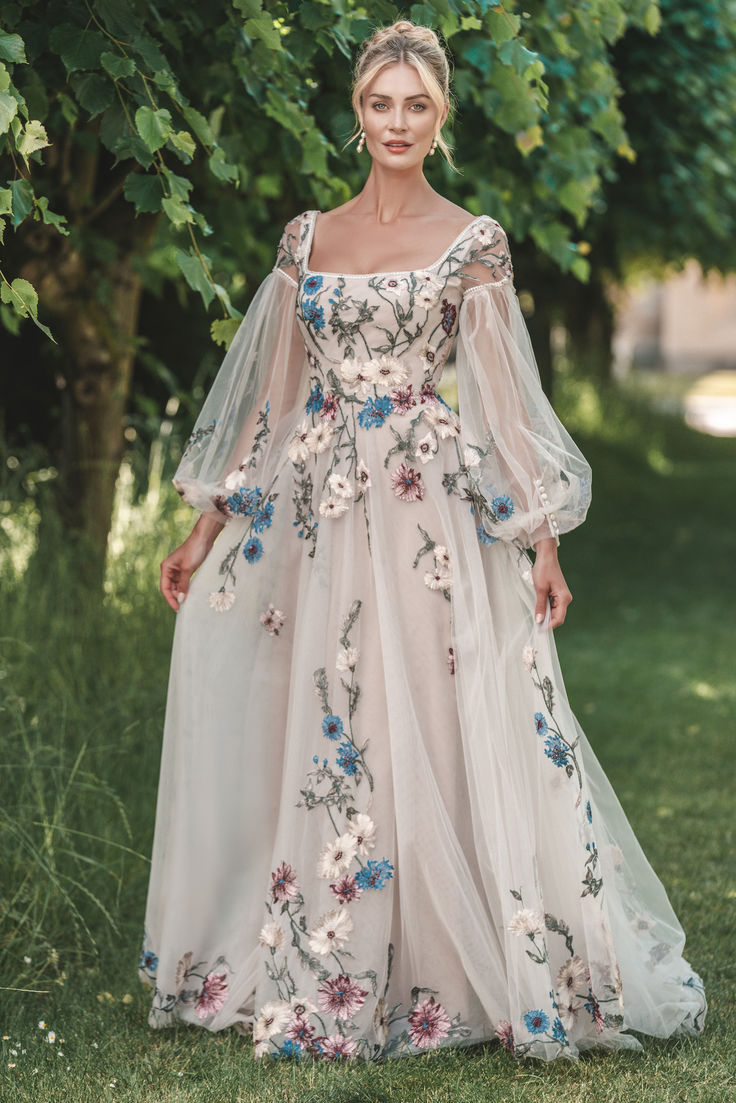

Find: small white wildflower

[46,1031,56,1044]
[522,645,537,671]
[288,419,311,464]
[208,590,235,613]
[507,908,544,936]
[433,545,451,569]
[356,458,371,490]
[23,955,31,964]
[424,567,452,592]
[306,421,334,454]
[415,432,438,464]
[370,354,408,388]
[10,1049,17,1056]
[38,1021,46,1030]
[317,834,358,880]
[319,495,349,519]
[336,647,359,672]
[327,472,354,500]
[258,923,285,950]
[463,446,481,468]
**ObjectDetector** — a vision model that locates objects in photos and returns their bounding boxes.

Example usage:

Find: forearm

[190,511,226,550]
[532,535,558,560]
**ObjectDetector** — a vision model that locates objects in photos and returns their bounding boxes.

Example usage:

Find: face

[360,61,448,166]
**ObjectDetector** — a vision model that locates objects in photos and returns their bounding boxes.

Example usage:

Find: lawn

[1,383,734,1102]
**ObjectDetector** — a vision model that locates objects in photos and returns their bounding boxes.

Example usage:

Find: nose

[388,107,407,132]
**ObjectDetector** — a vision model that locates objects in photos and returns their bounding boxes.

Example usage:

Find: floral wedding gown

[138,209,706,1062]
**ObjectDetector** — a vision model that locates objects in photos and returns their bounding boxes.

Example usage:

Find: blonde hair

[346,20,455,167]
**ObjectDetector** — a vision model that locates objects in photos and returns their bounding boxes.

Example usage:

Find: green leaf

[131,35,168,74]
[71,72,114,117]
[100,51,136,80]
[35,195,69,235]
[163,169,192,201]
[135,105,171,153]
[123,172,163,214]
[485,8,520,44]
[1,276,38,317]
[243,14,283,50]
[182,105,215,147]
[210,317,240,348]
[644,3,661,35]
[176,248,214,307]
[0,186,10,215]
[0,89,18,133]
[49,24,107,73]
[58,91,79,126]
[0,62,9,92]
[208,147,238,183]
[0,32,26,64]
[168,129,196,162]
[16,119,49,162]
[161,195,193,226]
[9,178,33,227]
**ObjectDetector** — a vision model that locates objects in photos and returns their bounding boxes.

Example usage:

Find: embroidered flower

[319,496,349,519]
[556,955,587,997]
[340,357,378,397]
[447,646,455,675]
[305,384,324,414]
[303,274,323,295]
[551,1016,568,1045]
[302,297,325,331]
[320,392,340,420]
[419,381,440,404]
[585,799,593,824]
[357,394,393,428]
[463,445,481,468]
[413,270,444,308]
[356,458,371,489]
[544,733,570,768]
[415,432,438,464]
[391,462,424,502]
[259,923,285,950]
[336,647,359,672]
[327,472,354,499]
[307,907,354,955]
[522,645,537,671]
[174,951,193,994]
[477,526,498,546]
[423,403,460,438]
[320,1033,357,1059]
[289,995,318,1017]
[226,485,261,516]
[492,493,514,520]
[271,861,299,903]
[336,741,359,776]
[317,834,358,879]
[223,459,251,490]
[421,341,438,365]
[534,712,548,736]
[139,948,158,971]
[288,419,311,464]
[408,997,451,1049]
[329,873,363,904]
[370,354,408,388]
[424,566,452,592]
[523,1009,549,1035]
[354,858,394,890]
[260,603,286,635]
[390,385,416,415]
[440,298,457,335]
[278,1039,303,1058]
[434,545,451,569]
[243,536,264,563]
[194,971,228,1019]
[306,422,334,454]
[507,908,544,936]
[253,501,275,532]
[209,590,235,613]
[345,812,376,855]
[285,1014,316,1047]
[494,1019,514,1051]
[322,714,344,740]
[254,1001,292,1042]
[317,974,368,1020]
[383,277,403,295]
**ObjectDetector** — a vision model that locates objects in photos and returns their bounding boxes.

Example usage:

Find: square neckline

[302,209,486,280]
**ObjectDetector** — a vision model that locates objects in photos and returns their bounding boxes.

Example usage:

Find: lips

[384,142,411,151]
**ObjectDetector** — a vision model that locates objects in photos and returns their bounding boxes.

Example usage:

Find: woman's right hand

[160,514,225,611]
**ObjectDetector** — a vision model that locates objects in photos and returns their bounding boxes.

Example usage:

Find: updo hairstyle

[347,20,455,166]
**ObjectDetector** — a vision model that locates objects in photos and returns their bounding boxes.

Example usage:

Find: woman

[139,20,707,1062]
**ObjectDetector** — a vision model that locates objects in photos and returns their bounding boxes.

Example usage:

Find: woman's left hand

[531,538,573,629]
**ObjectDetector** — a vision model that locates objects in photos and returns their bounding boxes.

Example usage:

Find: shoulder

[455,214,514,293]
[273,210,316,278]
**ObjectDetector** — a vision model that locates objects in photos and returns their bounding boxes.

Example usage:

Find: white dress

[138,210,707,1062]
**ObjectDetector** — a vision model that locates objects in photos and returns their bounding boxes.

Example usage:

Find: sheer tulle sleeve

[454,220,592,548]
[172,216,310,518]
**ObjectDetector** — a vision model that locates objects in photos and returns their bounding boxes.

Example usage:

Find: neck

[350,162,438,224]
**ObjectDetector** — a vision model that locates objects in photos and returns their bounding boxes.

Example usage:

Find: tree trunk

[562,274,615,383]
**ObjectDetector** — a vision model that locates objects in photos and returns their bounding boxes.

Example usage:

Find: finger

[534,586,549,625]
[160,565,181,613]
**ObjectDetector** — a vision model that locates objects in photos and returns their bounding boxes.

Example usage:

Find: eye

[410,103,427,111]
[372,102,388,111]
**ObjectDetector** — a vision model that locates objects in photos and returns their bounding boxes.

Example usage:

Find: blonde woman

[141,20,707,1063]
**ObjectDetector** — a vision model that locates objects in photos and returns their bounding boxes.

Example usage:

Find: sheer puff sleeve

[172,215,311,519]
[454,218,592,549]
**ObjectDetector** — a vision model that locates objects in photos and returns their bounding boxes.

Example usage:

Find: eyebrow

[366,92,431,100]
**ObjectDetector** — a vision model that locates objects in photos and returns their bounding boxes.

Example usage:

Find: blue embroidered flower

[277,1040,302,1059]
[322,714,344,741]
[492,493,514,521]
[477,525,498,546]
[355,858,394,890]
[585,799,592,824]
[253,501,275,532]
[305,384,324,414]
[544,733,569,768]
[243,536,264,563]
[523,1009,549,1034]
[302,297,325,331]
[551,1016,567,1044]
[139,948,158,972]
[303,275,323,295]
[357,395,393,429]
[312,755,319,764]
[534,712,548,736]
[226,486,262,517]
[336,741,359,775]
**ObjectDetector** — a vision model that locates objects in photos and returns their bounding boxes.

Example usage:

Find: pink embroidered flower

[260,603,286,636]
[447,647,455,675]
[390,463,423,502]
[317,974,368,1020]
[330,873,363,904]
[320,1033,357,1059]
[320,392,340,420]
[271,861,299,903]
[194,971,228,1019]
[285,1013,315,1046]
[419,382,440,404]
[589,994,605,1032]
[494,1019,514,1052]
[408,996,451,1049]
[391,385,417,415]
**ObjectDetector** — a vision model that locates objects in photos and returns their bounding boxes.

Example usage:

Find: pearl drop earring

[356,130,366,153]
[429,135,438,156]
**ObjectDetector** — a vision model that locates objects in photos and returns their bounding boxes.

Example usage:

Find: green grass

[1,385,735,1101]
